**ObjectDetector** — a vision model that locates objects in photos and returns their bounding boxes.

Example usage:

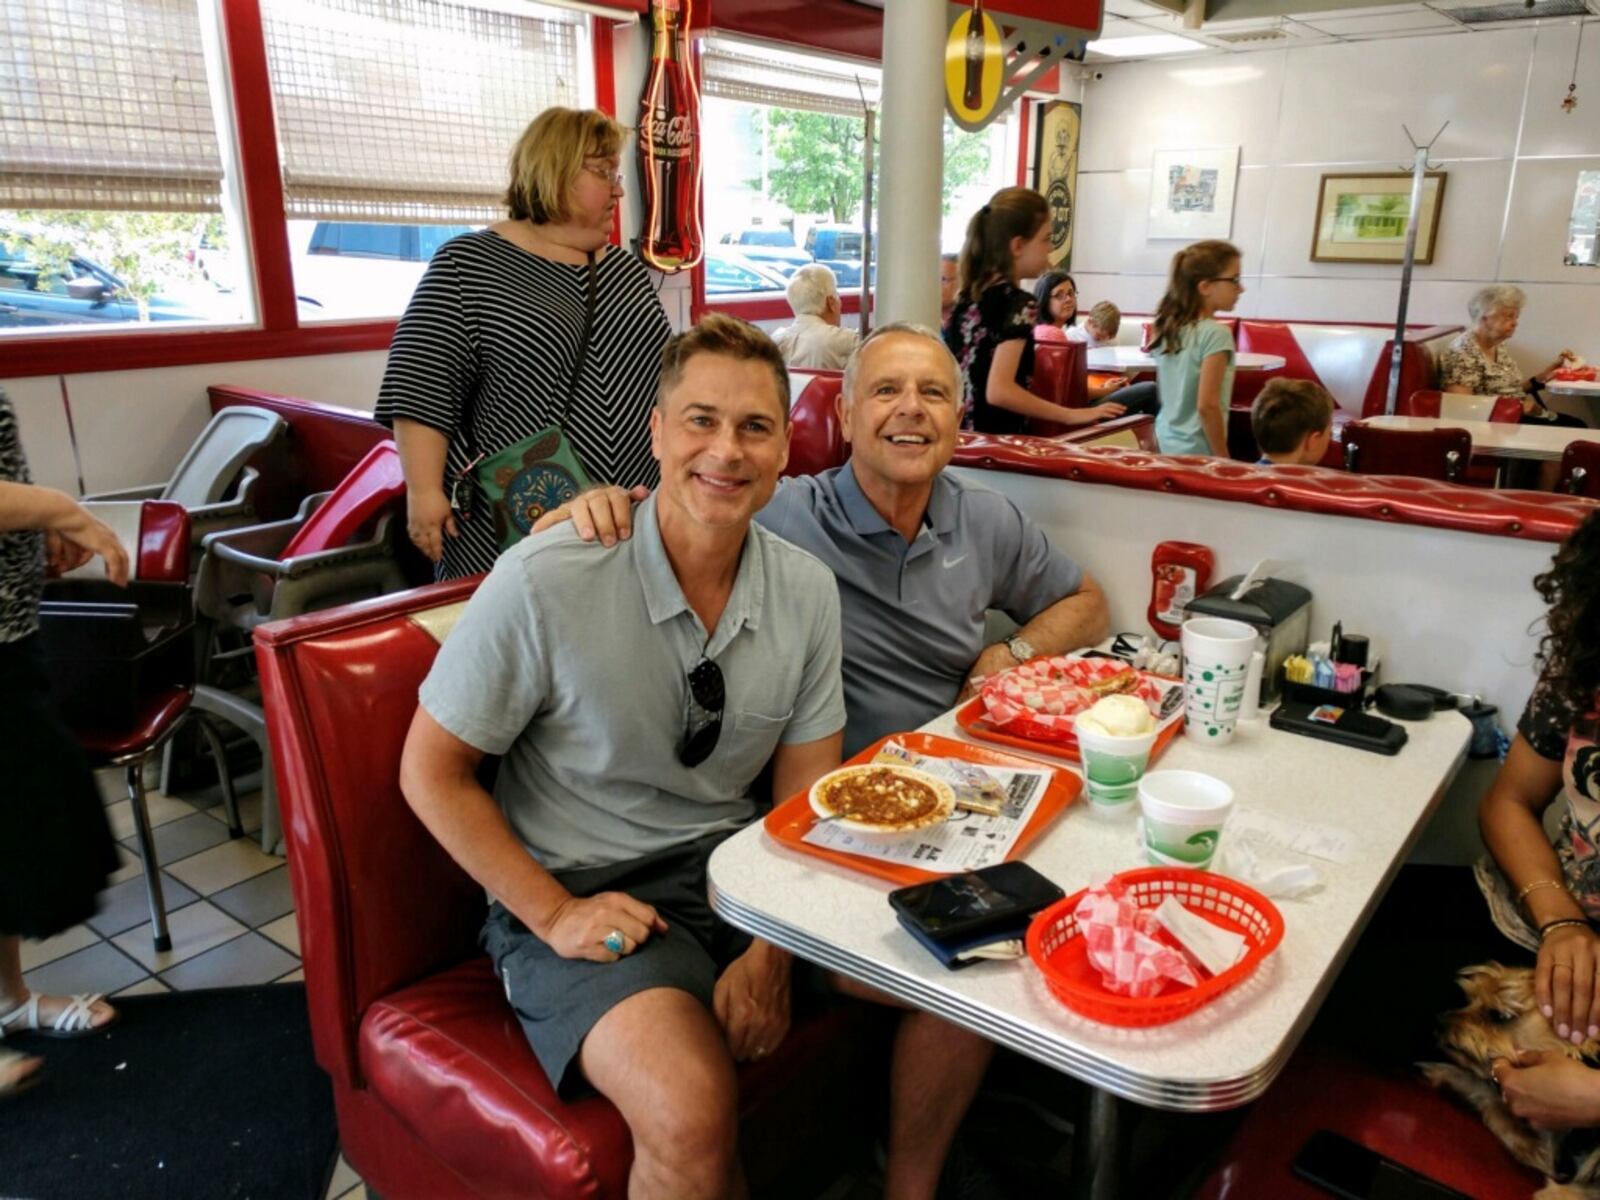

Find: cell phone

[888,862,1064,943]
[1292,1130,1470,1200]
[1270,700,1408,756]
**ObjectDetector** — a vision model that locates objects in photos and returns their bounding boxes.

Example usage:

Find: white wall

[3,351,389,494]
[1072,24,1600,388]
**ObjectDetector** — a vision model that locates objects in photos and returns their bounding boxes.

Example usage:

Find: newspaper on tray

[801,740,1054,874]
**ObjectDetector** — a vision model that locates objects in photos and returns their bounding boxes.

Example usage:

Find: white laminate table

[1086,347,1287,373]
[709,708,1469,1196]
[1363,414,1600,462]
[1546,378,1600,401]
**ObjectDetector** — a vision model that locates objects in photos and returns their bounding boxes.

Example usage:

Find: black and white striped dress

[377,230,671,579]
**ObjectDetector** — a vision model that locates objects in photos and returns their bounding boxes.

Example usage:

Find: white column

[875,0,946,328]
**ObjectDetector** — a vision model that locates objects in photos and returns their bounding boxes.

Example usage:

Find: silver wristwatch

[1004,635,1035,664]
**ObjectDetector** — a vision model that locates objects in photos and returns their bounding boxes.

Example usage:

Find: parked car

[0,237,211,328]
[289,220,476,320]
[705,247,790,295]
[718,227,811,277]
[803,225,877,288]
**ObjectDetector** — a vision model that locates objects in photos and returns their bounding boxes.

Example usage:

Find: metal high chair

[40,500,240,952]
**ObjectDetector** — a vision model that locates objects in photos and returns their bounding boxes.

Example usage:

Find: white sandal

[0,992,118,1039]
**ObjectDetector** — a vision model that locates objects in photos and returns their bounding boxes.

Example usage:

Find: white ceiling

[1089,0,1597,60]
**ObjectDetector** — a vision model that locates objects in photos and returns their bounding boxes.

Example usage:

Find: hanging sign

[944,0,1103,133]
[1035,100,1081,269]
[638,0,704,271]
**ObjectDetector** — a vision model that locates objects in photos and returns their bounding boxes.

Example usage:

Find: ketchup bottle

[1148,541,1214,641]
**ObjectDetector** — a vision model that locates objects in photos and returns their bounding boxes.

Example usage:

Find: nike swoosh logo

[943,554,968,569]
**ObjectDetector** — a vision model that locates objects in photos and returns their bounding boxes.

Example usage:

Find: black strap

[557,251,599,426]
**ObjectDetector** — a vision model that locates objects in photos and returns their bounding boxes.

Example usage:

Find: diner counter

[709,706,1471,1112]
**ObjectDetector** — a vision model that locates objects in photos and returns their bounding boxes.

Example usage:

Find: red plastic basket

[1026,868,1285,1028]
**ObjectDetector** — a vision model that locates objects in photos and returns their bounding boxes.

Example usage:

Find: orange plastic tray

[954,695,1185,766]
[762,732,1081,886]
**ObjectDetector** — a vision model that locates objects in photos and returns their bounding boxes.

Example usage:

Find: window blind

[0,0,224,212]
[261,0,584,223]
[700,36,879,119]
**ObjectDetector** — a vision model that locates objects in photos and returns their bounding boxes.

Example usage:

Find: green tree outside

[765,111,993,225]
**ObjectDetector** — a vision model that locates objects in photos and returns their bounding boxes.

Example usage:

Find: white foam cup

[1137,769,1235,869]
[1180,617,1259,745]
[1075,723,1160,815]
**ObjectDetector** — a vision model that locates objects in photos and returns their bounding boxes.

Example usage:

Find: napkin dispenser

[1185,572,1311,702]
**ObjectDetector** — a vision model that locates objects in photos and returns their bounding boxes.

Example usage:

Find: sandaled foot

[0,1046,43,1099]
[0,991,118,1039]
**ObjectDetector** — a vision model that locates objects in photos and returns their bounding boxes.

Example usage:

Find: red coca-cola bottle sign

[639,0,703,272]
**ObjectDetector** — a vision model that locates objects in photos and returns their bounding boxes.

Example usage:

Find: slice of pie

[811,765,956,833]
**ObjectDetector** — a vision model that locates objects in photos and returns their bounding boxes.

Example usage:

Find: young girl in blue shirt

[1149,240,1244,456]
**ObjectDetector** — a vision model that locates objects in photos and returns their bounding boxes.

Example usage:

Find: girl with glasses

[1149,239,1244,457]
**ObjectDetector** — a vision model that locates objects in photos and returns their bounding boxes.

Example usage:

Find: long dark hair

[1533,508,1600,715]
[1033,270,1077,327]
[1149,239,1239,355]
[958,187,1049,302]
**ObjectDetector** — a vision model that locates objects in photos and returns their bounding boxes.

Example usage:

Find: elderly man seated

[400,316,847,1198]
[773,263,859,371]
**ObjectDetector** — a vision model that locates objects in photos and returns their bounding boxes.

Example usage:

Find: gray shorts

[483,830,753,1096]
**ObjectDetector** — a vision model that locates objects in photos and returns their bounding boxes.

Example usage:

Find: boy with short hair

[1252,377,1336,466]
[1080,300,1122,348]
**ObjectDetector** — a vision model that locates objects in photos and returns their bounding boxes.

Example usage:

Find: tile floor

[19,768,364,1200]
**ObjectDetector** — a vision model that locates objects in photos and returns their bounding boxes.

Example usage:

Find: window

[0,0,252,335]
[260,0,589,320]
[1567,170,1600,268]
[700,37,1011,304]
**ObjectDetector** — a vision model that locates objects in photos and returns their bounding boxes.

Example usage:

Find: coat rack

[1385,121,1449,414]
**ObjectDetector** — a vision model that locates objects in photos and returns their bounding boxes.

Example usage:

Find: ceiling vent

[1449,0,1590,24]
[1210,26,1291,42]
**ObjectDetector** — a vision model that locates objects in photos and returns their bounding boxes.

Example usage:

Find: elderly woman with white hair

[773,263,858,370]
[1440,285,1582,428]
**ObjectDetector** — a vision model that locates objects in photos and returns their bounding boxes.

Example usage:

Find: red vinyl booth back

[785,371,848,477]
[256,581,879,1199]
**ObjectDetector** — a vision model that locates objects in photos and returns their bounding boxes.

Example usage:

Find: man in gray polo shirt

[553,321,1109,757]
[400,315,846,1199]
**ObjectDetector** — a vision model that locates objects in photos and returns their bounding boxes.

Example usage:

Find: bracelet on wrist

[1539,917,1589,941]
[1518,878,1570,906]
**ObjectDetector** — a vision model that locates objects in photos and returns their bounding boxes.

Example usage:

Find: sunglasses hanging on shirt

[679,658,725,768]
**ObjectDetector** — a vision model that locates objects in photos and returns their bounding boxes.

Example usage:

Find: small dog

[1423,962,1600,1199]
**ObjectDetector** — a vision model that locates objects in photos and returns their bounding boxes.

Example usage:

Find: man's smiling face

[841,331,960,492]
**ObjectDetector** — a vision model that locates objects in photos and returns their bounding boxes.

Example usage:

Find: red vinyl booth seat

[256,581,878,1200]
[1561,439,1600,498]
[1193,1044,1543,1200]
[785,370,848,477]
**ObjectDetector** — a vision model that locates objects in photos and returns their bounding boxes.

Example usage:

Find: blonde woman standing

[379,107,672,579]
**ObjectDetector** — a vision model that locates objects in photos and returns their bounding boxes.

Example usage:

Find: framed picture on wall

[1311,172,1447,264]
[1032,100,1081,269]
[1147,147,1239,240]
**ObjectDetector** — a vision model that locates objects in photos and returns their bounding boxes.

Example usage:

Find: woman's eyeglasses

[679,658,725,768]
[581,162,625,189]
[1210,275,1243,286]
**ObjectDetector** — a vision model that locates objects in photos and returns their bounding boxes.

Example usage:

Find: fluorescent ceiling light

[1086,33,1207,57]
